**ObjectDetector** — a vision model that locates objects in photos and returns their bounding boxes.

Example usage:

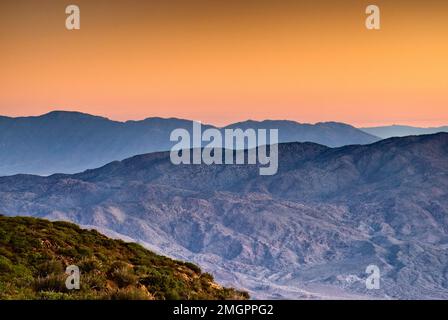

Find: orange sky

[0,0,447,127]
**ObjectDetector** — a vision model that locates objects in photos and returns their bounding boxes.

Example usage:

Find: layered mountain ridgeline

[361,124,448,139]
[0,133,447,299]
[0,111,379,175]
[0,215,249,300]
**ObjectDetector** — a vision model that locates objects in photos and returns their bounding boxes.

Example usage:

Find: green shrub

[0,256,13,273]
[183,261,201,274]
[165,289,182,300]
[58,247,78,257]
[201,273,214,282]
[33,274,67,292]
[107,287,150,300]
[109,265,138,288]
[77,246,93,257]
[36,260,64,277]
[82,273,107,291]
[79,257,102,273]
[38,291,71,300]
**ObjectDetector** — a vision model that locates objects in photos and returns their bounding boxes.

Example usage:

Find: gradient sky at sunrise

[1,0,447,126]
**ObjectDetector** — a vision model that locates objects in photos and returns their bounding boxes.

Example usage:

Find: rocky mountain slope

[0,111,379,175]
[0,215,248,300]
[0,133,447,299]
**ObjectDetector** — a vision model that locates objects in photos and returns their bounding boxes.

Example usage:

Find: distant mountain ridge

[361,124,448,139]
[1,133,447,299]
[0,111,379,176]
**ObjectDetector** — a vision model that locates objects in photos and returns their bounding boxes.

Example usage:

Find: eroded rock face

[1,133,448,299]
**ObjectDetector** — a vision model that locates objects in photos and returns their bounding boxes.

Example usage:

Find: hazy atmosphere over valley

[1,0,448,302]
[1,112,448,299]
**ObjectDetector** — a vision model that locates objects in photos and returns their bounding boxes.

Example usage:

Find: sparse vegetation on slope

[0,215,249,300]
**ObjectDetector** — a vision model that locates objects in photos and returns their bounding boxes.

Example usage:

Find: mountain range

[361,125,448,139]
[1,133,447,299]
[0,111,379,176]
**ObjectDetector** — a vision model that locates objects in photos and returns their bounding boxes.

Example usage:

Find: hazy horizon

[1,0,447,127]
[1,109,448,129]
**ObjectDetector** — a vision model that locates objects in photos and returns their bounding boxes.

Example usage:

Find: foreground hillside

[0,133,447,298]
[0,215,249,300]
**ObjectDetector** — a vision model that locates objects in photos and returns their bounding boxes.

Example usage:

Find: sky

[0,0,447,127]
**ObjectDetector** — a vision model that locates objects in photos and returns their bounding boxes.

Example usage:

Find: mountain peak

[39,110,110,121]
[361,124,448,139]
[0,112,378,175]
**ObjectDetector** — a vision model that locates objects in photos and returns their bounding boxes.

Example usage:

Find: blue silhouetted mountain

[0,111,379,176]
[1,133,447,299]
[226,120,379,148]
[361,124,448,139]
